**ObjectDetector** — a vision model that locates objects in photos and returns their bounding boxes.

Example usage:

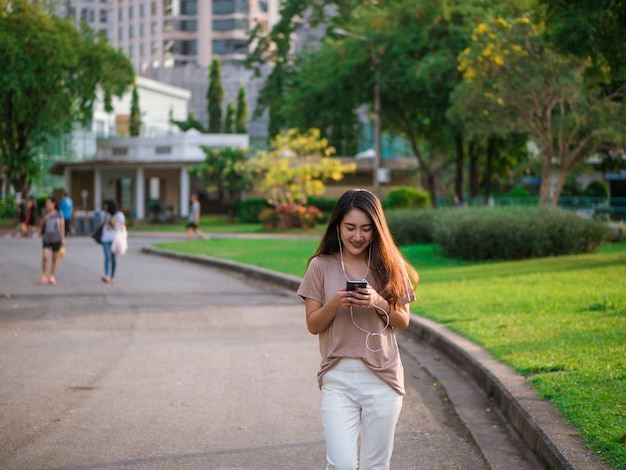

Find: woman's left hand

[349,285,382,309]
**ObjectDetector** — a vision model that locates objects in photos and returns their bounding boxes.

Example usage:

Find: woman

[100,199,125,284]
[39,197,65,285]
[297,189,419,470]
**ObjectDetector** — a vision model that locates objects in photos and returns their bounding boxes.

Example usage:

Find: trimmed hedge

[383,186,431,209]
[386,209,447,245]
[433,206,607,260]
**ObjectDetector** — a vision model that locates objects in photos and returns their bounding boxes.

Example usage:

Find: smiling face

[339,208,374,258]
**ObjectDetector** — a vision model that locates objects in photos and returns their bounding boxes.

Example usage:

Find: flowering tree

[246,128,356,207]
[454,16,626,205]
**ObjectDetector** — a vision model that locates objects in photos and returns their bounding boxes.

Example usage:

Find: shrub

[386,209,447,245]
[583,180,610,199]
[0,195,18,218]
[433,206,608,260]
[506,186,534,198]
[236,198,271,222]
[384,186,431,210]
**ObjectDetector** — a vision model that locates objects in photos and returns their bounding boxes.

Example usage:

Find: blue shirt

[60,197,73,220]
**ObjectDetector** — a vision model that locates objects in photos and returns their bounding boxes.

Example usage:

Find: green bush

[236,196,338,223]
[386,209,447,245]
[384,186,431,209]
[506,186,534,198]
[0,195,18,218]
[236,198,271,223]
[583,180,610,199]
[433,206,608,260]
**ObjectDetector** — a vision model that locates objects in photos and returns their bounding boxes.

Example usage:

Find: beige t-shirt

[297,253,415,395]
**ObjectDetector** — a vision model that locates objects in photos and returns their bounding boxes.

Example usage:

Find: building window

[140,23,147,37]
[129,24,136,38]
[212,39,248,55]
[155,146,172,155]
[212,0,249,15]
[140,3,146,17]
[212,18,249,31]
[151,2,157,15]
[169,40,197,56]
[118,7,124,21]
[181,0,197,15]
[140,42,146,57]
[259,0,268,12]
[118,26,124,40]
[112,147,128,156]
[129,5,135,19]
[151,21,158,35]
[129,44,135,57]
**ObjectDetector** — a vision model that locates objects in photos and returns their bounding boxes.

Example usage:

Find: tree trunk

[454,134,463,200]
[539,146,553,205]
[469,141,480,198]
[483,137,496,198]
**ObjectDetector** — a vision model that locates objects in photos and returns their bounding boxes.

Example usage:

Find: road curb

[142,245,608,470]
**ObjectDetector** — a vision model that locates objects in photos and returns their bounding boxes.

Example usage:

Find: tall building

[104,0,278,73]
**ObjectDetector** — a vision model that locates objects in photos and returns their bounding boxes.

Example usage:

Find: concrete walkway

[0,233,608,469]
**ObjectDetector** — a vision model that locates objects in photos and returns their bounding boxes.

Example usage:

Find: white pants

[321,358,403,470]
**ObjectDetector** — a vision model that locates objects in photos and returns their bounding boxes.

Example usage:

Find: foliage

[583,180,610,200]
[386,209,445,245]
[129,84,141,136]
[235,82,248,134]
[454,15,626,206]
[433,206,608,260]
[207,58,224,133]
[224,102,235,134]
[0,0,134,193]
[506,186,533,198]
[383,186,431,210]
[536,0,626,79]
[261,203,325,229]
[189,147,254,215]
[236,198,271,223]
[169,110,205,133]
[244,128,356,207]
[0,195,18,218]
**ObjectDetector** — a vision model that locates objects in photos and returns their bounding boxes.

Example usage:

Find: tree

[455,16,626,205]
[207,58,224,133]
[536,0,626,79]
[235,83,248,134]
[224,102,235,134]
[189,147,254,220]
[0,0,134,194]
[244,128,356,207]
[169,110,205,133]
[129,84,141,136]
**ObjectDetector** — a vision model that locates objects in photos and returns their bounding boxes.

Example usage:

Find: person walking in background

[100,199,125,284]
[186,193,205,240]
[297,188,419,470]
[60,191,74,236]
[39,197,65,285]
[20,197,38,238]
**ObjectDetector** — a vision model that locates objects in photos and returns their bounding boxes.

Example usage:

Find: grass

[153,235,626,469]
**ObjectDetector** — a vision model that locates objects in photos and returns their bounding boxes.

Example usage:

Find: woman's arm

[305,288,356,335]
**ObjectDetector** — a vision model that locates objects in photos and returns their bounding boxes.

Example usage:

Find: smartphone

[346,280,367,291]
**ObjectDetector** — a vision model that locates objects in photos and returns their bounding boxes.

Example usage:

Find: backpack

[43,212,62,243]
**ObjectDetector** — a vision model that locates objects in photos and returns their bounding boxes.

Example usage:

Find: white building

[51,130,249,220]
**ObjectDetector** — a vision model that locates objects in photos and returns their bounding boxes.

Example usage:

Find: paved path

[1,235,539,469]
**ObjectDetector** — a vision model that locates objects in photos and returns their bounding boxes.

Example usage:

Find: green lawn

[153,237,626,469]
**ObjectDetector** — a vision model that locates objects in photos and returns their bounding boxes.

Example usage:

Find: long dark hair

[104,199,118,216]
[311,189,419,307]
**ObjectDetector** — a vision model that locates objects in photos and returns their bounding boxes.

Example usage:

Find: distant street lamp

[333,28,382,198]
